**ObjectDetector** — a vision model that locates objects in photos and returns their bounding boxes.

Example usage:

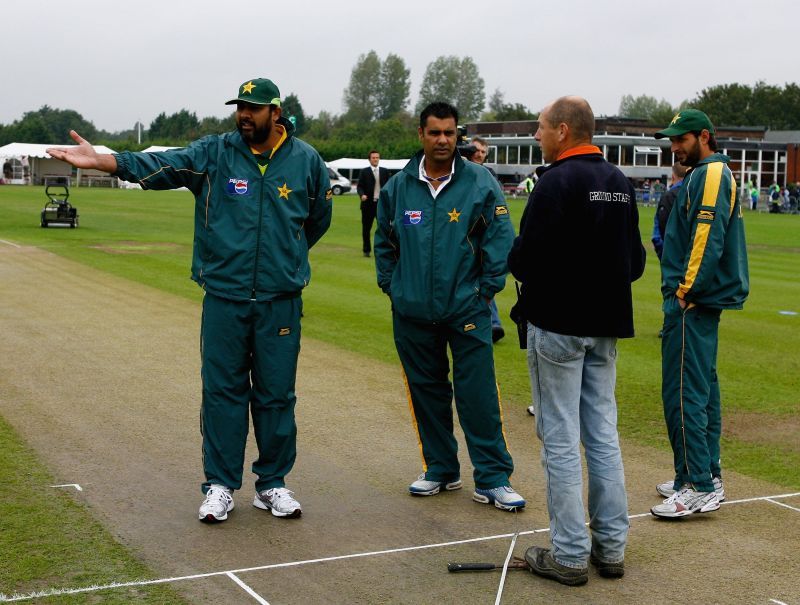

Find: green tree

[282,93,307,136]
[416,56,485,122]
[148,109,200,142]
[690,83,753,126]
[618,94,675,123]
[376,53,410,119]
[0,106,98,144]
[343,50,382,122]
[304,110,338,140]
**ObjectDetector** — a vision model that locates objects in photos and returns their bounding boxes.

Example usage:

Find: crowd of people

[47,79,749,590]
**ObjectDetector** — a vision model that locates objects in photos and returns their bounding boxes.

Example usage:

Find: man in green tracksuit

[47,78,332,523]
[649,110,749,518]
[374,101,525,511]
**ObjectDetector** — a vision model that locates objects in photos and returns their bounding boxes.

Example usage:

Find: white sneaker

[199,485,234,523]
[473,485,526,511]
[253,487,302,518]
[656,476,725,501]
[408,473,463,496]
[651,485,720,518]
[526,405,536,416]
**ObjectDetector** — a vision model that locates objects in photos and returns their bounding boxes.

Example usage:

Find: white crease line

[0,239,21,248]
[226,572,270,605]
[765,498,800,513]
[3,490,800,602]
[50,484,83,491]
[769,599,788,605]
[495,531,518,605]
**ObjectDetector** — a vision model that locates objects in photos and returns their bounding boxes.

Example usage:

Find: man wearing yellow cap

[48,78,332,523]
[650,109,749,518]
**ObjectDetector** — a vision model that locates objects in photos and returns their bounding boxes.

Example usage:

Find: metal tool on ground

[447,557,530,572]
[41,182,79,228]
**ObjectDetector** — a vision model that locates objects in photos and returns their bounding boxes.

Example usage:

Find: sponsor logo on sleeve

[403,210,423,225]
[463,323,476,332]
[697,209,716,222]
[495,205,509,216]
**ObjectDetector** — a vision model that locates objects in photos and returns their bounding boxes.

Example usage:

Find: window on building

[633,146,662,167]
[496,146,507,164]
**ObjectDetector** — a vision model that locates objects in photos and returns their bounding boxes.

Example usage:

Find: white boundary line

[2,490,798,603]
[226,572,270,605]
[0,239,21,248]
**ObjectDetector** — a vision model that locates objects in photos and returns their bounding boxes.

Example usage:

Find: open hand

[47,130,116,173]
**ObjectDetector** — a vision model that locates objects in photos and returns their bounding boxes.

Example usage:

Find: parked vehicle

[325,165,352,195]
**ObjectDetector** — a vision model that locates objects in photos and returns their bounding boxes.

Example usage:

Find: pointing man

[48,78,332,523]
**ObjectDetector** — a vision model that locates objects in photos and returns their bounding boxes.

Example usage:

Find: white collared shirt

[418,156,455,199]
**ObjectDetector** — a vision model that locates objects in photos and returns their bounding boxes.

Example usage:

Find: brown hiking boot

[524,546,588,586]
[589,552,624,578]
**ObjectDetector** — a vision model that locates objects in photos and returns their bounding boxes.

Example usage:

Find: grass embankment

[0,184,797,596]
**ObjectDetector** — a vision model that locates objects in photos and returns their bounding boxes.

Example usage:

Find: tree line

[2,54,798,160]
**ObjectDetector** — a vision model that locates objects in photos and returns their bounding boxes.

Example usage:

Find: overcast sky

[2,0,797,134]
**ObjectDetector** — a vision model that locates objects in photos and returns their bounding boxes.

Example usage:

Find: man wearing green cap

[47,78,332,524]
[649,109,749,518]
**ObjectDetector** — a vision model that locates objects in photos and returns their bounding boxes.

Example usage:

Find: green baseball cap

[225,78,281,107]
[654,109,715,139]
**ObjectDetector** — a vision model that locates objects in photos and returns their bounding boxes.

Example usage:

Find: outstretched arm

[46,130,117,173]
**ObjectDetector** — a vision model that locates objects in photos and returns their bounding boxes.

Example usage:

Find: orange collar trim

[557,145,602,161]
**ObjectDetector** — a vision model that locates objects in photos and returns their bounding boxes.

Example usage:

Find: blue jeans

[489,299,502,329]
[527,324,628,567]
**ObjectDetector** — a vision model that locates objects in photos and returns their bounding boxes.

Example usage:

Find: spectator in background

[357,150,390,257]
[652,162,688,260]
[470,136,505,343]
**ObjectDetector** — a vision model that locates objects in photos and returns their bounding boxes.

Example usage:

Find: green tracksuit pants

[200,292,302,494]
[661,296,721,493]
[392,306,514,489]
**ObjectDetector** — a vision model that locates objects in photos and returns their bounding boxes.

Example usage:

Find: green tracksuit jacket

[113,118,332,301]
[660,153,749,308]
[374,151,514,321]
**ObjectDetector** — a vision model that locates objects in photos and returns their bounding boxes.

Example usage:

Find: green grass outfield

[0,184,798,596]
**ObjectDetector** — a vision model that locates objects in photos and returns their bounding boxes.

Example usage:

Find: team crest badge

[403,210,422,225]
[226,178,250,195]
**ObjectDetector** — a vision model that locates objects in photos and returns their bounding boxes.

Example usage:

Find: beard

[679,138,703,167]
[237,118,272,145]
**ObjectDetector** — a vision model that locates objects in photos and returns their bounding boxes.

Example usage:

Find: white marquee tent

[0,142,117,186]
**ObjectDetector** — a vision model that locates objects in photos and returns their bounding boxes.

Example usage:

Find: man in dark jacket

[356,150,390,257]
[650,109,749,519]
[375,102,524,512]
[508,96,645,586]
[652,162,687,259]
[47,78,332,524]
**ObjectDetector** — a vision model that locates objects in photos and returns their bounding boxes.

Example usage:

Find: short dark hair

[545,96,595,142]
[672,161,688,179]
[368,149,380,157]
[690,131,718,151]
[420,102,459,130]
